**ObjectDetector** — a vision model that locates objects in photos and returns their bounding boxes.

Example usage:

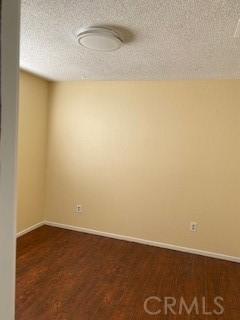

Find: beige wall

[17,71,48,232]
[45,80,240,257]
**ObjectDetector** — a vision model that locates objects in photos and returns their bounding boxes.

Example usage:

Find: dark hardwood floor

[16,226,240,319]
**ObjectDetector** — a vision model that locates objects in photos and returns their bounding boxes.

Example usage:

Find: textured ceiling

[20,0,240,81]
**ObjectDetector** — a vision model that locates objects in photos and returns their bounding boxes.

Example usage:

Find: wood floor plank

[16,226,240,319]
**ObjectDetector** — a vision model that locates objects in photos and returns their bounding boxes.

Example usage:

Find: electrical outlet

[75,204,83,214]
[190,222,197,232]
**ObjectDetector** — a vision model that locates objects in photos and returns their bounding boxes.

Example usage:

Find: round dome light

[77,27,122,51]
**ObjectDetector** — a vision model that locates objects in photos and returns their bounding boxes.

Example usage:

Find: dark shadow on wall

[0,0,1,137]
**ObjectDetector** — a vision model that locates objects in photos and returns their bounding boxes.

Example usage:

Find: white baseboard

[44,220,240,264]
[16,221,45,238]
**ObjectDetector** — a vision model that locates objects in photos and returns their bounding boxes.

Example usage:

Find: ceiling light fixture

[77,27,123,51]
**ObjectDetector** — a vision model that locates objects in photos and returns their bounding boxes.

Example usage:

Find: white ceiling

[20,0,240,81]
